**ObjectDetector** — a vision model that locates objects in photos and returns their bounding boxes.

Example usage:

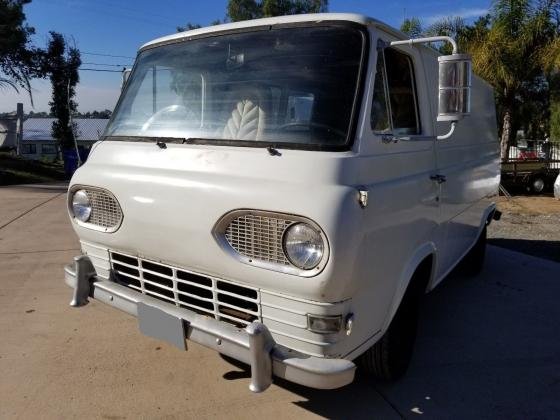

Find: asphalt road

[1,184,559,419]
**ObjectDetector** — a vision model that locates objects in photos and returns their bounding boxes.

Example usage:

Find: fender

[381,242,437,333]
[428,201,497,291]
[483,202,497,228]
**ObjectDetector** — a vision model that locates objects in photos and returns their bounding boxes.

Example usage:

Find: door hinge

[357,187,368,208]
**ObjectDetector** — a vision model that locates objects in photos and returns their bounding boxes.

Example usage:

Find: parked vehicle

[64,13,500,392]
[501,140,560,194]
[554,173,560,199]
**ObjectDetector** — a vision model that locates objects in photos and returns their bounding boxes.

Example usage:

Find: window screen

[41,144,57,154]
[22,144,36,154]
[371,47,420,135]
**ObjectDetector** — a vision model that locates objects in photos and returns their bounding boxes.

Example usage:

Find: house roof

[22,118,108,142]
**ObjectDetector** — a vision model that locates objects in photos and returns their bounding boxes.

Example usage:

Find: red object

[519,150,538,160]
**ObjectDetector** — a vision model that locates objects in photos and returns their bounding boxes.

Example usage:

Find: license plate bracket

[138,302,187,351]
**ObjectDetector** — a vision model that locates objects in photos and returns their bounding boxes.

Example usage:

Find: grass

[0,151,67,186]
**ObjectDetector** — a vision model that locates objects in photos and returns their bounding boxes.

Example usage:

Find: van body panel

[70,141,366,303]
[65,14,500,380]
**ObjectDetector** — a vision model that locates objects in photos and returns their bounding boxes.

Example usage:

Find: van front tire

[358,279,421,381]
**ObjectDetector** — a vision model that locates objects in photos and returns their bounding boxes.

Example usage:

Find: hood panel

[70,141,363,301]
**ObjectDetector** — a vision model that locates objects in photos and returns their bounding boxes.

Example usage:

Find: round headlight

[72,190,92,222]
[283,223,324,270]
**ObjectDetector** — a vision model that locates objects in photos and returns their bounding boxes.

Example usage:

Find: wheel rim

[533,178,545,193]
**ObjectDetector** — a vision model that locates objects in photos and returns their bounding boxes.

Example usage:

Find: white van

[64,13,500,392]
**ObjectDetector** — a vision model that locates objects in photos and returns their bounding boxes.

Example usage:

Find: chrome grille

[110,251,260,327]
[86,189,122,229]
[225,214,294,266]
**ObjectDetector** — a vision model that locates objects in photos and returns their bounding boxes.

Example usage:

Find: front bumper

[65,255,356,392]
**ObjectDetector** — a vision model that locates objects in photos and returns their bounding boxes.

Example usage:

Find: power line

[82,62,133,67]
[79,68,124,73]
[81,51,135,59]
[90,0,181,25]
[45,0,176,30]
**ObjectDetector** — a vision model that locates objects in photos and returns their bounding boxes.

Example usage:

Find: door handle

[430,174,447,184]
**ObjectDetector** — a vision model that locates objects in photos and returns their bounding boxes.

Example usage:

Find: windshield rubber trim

[104,21,370,152]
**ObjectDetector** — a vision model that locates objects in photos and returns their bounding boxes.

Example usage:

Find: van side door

[424,53,494,279]
[357,37,444,333]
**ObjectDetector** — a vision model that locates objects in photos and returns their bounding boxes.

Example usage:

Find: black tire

[358,274,423,381]
[529,176,546,194]
[462,226,487,276]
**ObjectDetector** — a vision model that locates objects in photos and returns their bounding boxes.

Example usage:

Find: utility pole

[68,78,82,166]
[15,103,23,156]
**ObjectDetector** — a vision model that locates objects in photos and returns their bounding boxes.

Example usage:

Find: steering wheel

[140,104,188,133]
[277,121,345,138]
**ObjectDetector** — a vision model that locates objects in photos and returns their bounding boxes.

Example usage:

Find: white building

[21,118,108,160]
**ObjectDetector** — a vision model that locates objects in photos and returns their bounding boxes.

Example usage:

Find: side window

[286,93,314,124]
[371,46,421,135]
[371,51,390,132]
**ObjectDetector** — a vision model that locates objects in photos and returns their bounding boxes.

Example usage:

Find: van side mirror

[437,54,472,122]
[122,69,132,90]
[389,36,471,140]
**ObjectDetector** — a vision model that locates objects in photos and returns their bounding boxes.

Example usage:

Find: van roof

[139,13,402,52]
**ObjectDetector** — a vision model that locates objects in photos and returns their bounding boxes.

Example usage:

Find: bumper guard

[65,256,355,392]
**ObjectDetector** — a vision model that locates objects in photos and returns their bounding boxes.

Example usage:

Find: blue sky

[1,0,491,113]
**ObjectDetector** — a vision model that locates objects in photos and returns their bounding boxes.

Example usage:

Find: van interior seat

[222,87,268,141]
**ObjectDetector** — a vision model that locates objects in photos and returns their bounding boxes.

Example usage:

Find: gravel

[488,196,560,263]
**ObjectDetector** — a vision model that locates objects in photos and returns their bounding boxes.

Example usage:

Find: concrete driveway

[1,184,559,419]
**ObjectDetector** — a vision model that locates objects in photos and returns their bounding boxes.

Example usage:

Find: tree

[227,0,262,21]
[467,0,557,160]
[179,1,328,32]
[177,23,202,32]
[544,5,560,142]
[177,20,224,32]
[43,32,81,155]
[227,0,328,22]
[401,2,560,160]
[0,0,44,104]
[400,17,423,38]
[550,72,560,141]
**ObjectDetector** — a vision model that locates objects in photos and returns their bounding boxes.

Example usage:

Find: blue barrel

[63,148,91,177]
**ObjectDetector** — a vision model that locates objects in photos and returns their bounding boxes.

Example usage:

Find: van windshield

[104,24,365,149]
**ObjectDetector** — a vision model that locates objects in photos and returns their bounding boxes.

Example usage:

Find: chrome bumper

[64,255,356,392]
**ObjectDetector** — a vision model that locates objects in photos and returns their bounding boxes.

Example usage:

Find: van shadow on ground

[223,246,560,419]
[489,238,560,263]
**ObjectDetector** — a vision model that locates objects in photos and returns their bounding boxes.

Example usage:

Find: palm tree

[0,77,18,91]
[466,0,557,160]
[402,1,559,160]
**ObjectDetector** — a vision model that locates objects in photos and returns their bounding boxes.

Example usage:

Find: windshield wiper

[266,145,281,156]
[102,135,207,144]
[156,137,199,149]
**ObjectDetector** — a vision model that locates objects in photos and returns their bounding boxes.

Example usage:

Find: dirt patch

[495,195,560,216]
[488,195,560,262]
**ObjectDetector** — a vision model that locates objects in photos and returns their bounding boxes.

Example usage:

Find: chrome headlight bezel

[213,209,329,277]
[67,185,123,233]
[282,222,324,270]
[71,189,92,222]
